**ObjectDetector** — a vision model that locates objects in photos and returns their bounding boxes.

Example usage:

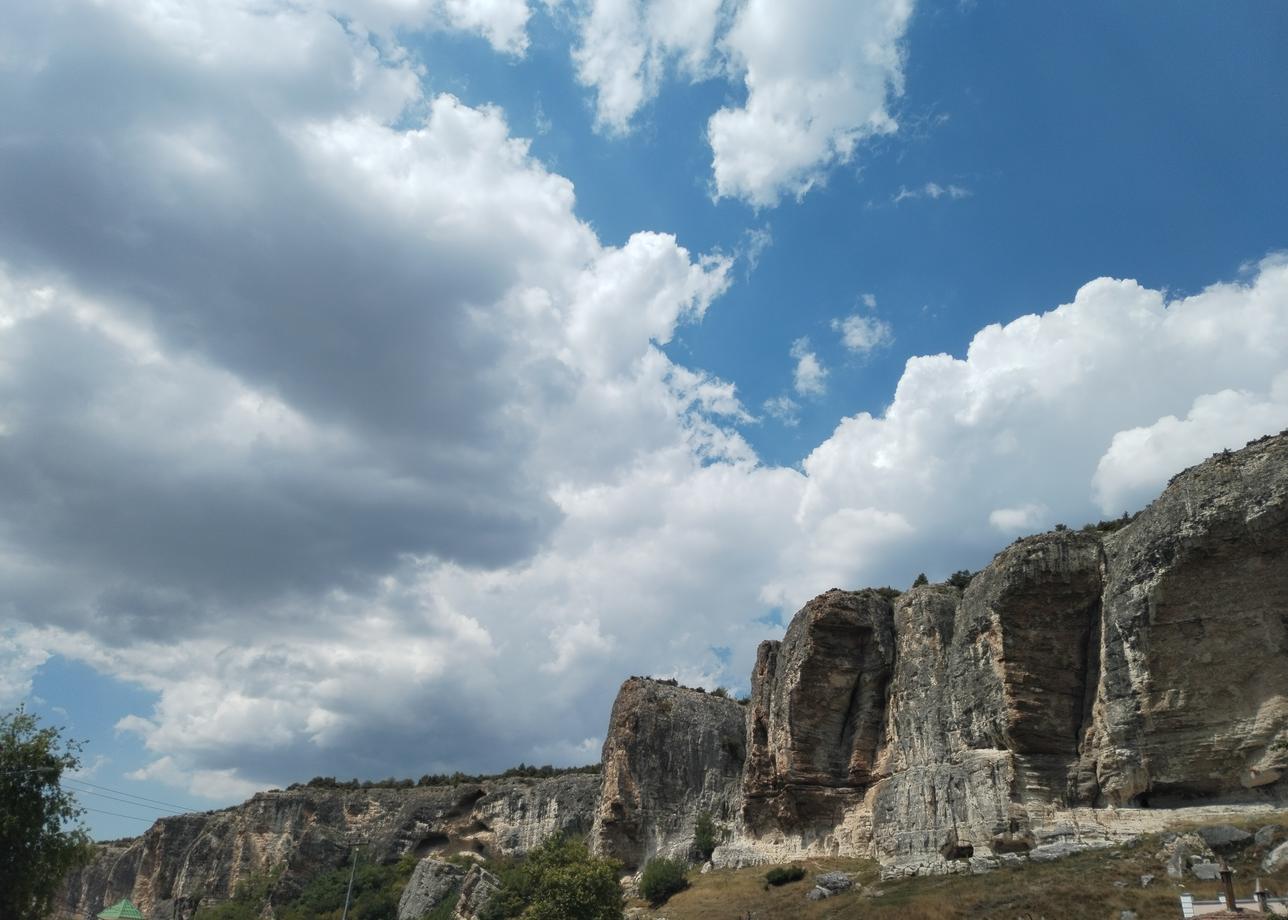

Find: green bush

[764,865,806,886]
[911,573,929,588]
[272,852,414,920]
[693,813,717,862]
[947,569,975,590]
[639,857,688,906]
[480,835,622,920]
[196,869,281,920]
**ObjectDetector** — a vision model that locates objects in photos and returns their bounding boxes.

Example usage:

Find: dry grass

[626,816,1288,920]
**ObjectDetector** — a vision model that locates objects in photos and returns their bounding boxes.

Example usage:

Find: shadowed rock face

[957,532,1106,798]
[591,678,745,870]
[742,590,895,830]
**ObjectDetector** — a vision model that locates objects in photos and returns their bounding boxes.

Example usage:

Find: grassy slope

[628,816,1288,920]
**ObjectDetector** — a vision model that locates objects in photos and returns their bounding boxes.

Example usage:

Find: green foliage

[764,865,806,886]
[693,812,718,862]
[480,834,623,920]
[205,851,416,920]
[1080,511,1137,534]
[295,762,600,791]
[0,706,94,919]
[639,857,689,907]
[947,569,975,590]
[873,586,902,601]
[197,871,279,920]
[710,686,730,699]
[912,573,929,588]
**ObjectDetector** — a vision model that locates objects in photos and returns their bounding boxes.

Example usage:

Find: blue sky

[2,0,1286,841]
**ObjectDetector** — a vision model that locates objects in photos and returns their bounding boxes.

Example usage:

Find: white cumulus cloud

[791,337,829,396]
[833,312,893,354]
[571,0,915,205]
[3,0,1287,806]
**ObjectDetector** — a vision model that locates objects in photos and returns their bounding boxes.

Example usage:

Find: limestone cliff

[63,776,597,919]
[64,431,1288,913]
[591,678,745,869]
[594,431,1288,872]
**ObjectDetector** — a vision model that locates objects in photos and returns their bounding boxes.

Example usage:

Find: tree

[912,573,929,587]
[481,835,622,920]
[693,812,717,862]
[1,706,94,918]
[946,570,975,590]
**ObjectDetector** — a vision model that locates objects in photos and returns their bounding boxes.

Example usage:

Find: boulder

[1191,862,1222,881]
[814,871,853,893]
[1196,825,1254,854]
[1263,840,1288,874]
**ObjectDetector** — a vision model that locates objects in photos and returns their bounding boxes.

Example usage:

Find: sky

[1,0,1286,841]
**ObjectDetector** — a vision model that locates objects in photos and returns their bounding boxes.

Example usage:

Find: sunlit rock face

[1084,432,1288,807]
[598,431,1288,870]
[63,777,598,919]
[591,677,746,870]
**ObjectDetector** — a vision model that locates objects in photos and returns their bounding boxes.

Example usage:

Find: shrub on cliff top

[639,857,689,906]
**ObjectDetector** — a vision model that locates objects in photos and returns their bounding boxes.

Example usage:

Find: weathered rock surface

[743,590,896,835]
[1081,434,1288,805]
[452,864,500,920]
[63,776,597,920]
[1264,840,1288,874]
[398,858,465,920]
[592,678,745,869]
[596,431,1288,869]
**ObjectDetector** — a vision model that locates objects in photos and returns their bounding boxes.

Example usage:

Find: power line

[80,805,161,824]
[68,785,187,817]
[66,778,192,812]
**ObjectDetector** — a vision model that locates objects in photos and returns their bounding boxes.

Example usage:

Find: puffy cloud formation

[571,0,914,205]
[572,0,727,133]
[790,337,829,396]
[1,0,1286,799]
[707,0,913,205]
[833,312,893,355]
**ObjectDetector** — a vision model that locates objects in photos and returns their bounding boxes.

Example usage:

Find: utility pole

[340,843,360,920]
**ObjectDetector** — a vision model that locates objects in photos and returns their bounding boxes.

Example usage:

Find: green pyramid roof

[98,900,145,919]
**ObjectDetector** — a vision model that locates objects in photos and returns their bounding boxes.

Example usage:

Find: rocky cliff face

[63,776,598,919]
[591,678,745,870]
[594,431,1288,872]
[65,432,1288,913]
